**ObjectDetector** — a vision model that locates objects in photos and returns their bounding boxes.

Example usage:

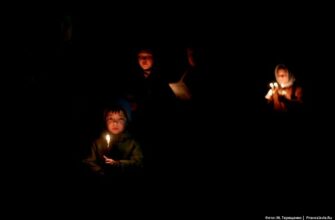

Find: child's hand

[103,155,117,165]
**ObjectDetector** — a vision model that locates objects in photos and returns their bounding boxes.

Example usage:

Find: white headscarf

[274,64,295,88]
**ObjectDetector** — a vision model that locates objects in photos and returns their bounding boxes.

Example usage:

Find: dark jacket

[83,131,143,176]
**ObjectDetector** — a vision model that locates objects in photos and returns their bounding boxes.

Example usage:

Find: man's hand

[103,155,118,165]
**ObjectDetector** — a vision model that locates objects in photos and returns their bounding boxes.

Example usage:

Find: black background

[1,4,333,217]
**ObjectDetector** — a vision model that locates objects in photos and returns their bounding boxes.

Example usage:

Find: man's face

[106,111,127,135]
[138,52,154,71]
[277,69,289,86]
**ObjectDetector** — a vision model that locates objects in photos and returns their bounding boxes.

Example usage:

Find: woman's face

[277,69,289,86]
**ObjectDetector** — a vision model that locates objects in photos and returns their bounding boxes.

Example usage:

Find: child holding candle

[83,104,143,177]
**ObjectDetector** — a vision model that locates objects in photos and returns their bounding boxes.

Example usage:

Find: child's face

[106,111,127,135]
[276,69,289,86]
[138,52,154,71]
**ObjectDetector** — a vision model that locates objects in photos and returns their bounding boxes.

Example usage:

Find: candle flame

[105,134,110,147]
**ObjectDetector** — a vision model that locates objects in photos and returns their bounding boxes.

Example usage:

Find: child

[83,104,143,177]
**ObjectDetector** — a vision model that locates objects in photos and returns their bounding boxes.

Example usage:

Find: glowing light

[279,90,287,95]
[105,134,110,148]
[265,89,273,99]
[169,81,191,101]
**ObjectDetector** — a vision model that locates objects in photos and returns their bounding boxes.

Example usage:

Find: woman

[265,64,303,112]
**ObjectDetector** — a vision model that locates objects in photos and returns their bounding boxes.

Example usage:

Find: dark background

[2,5,333,216]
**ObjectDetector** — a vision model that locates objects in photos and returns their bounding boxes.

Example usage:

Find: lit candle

[105,134,110,148]
[274,82,278,88]
[270,83,274,89]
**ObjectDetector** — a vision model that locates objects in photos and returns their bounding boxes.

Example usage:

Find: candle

[105,134,110,148]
